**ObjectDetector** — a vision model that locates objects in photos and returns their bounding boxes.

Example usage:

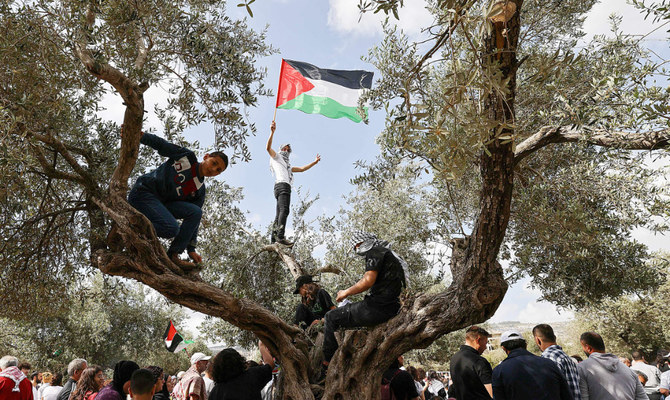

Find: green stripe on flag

[278,93,368,123]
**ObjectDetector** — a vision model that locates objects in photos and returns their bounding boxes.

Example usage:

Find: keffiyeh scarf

[349,230,410,288]
[0,366,26,392]
[279,150,293,182]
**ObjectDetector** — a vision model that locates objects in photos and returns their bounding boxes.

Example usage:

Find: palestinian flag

[275,59,374,123]
[164,320,188,353]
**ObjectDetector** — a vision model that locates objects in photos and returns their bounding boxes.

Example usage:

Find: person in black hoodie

[321,231,408,371]
[124,126,228,269]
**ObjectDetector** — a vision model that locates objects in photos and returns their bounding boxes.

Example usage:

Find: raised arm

[259,339,274,366]
[292,154,321,173]
[121,124,185,159]
[336,270,378,302]
[266,121,277,158]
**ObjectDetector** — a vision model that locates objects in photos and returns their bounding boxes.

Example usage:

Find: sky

[98,0,670,336]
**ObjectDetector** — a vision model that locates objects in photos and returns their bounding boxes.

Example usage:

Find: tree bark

[319,2,522,398]
[514,125,670,164]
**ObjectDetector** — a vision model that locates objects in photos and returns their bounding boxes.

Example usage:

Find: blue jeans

[322,300,398,362]
[272,182,291,241]
[128,188,201,255]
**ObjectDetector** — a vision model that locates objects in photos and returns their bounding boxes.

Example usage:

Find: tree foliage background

[1,0,670,394]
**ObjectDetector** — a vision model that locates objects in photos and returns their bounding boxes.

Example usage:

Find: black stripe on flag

[164,321,184,353]
[284,59,373,90]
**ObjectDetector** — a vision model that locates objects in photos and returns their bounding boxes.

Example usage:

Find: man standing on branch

[124,126,228,270]
[266,121,320,246]
[321,231,408,373]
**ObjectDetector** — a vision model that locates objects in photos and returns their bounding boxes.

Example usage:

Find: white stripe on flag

[304,78,365,108]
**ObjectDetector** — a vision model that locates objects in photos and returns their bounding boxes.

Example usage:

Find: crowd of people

[3,323,670,399]
[381,323,670,400]
[0,342,276,400]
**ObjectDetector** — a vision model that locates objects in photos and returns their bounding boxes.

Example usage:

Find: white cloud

[517,301,574,323]
[583,0,668,42]
[327,0,433,38]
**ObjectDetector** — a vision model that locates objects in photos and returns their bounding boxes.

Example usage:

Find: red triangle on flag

[165,320,178,341]
[276,60,315,108]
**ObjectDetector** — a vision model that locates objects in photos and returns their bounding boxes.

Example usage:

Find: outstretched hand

[336,289,348,302]
[314,154,321,163]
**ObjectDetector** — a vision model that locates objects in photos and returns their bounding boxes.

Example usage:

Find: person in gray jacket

[577,332,647,400]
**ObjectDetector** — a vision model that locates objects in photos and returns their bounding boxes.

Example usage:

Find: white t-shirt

[37,383,50,400]
[631,361,662,393]
[203,376,215,396]
[41,385,62,400]
[659,370,670,389]
[269,153,292,185]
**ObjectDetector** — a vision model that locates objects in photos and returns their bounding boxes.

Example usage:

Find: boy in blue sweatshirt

[127,130,228,270]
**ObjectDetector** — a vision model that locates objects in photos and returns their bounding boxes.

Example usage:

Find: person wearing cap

[321,231,408,373]
[492,329,573,400]
[292,275,336,329]
[266,121,321,246]
[533,324,582,400]
[448,325,493,399]
[172,353,210,400]
[577,332,647,400]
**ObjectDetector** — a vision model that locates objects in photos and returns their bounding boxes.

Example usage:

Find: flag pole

[273,58,285,122]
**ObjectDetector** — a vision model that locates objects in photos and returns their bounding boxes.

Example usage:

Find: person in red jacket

[0,356,33,400]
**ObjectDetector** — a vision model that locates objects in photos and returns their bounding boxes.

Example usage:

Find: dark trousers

[322,300,398,362]
[294,303,318,329]
[272,182,291,241]
[128,188,201,255]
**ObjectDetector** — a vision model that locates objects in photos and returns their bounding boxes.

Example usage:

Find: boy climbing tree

[121,125,228,270]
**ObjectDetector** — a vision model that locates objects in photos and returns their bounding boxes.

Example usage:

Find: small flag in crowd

[164,320,193,353]
[275,59,374,123]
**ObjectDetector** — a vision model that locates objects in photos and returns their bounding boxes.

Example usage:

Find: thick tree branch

[514,125,670,165]
[74,29,146,197]
[260,244,306,278]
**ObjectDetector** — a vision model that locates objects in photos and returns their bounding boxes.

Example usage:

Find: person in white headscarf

[320,231,409,375]
[266,121,320,246]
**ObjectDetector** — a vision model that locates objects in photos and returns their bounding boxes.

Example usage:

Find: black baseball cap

[293,275,313,294]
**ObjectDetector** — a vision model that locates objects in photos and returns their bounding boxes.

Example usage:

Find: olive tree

[2,0,670,398]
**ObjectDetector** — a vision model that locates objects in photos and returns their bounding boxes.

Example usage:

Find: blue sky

[99,0,669,332]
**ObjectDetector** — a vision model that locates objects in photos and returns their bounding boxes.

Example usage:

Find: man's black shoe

[277,238,294,247]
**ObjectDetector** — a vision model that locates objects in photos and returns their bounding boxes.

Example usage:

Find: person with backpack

[381,356,419,400]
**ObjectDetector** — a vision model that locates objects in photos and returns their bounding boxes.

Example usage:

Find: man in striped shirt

[533,324,581,400]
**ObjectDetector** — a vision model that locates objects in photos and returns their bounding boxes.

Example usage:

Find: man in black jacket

[56,359,87,400]
[492,330,573,400]
[449,326,493,399]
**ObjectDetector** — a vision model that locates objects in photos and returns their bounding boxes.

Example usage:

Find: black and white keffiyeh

[279,150,293,182]
[349,230,410,288]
